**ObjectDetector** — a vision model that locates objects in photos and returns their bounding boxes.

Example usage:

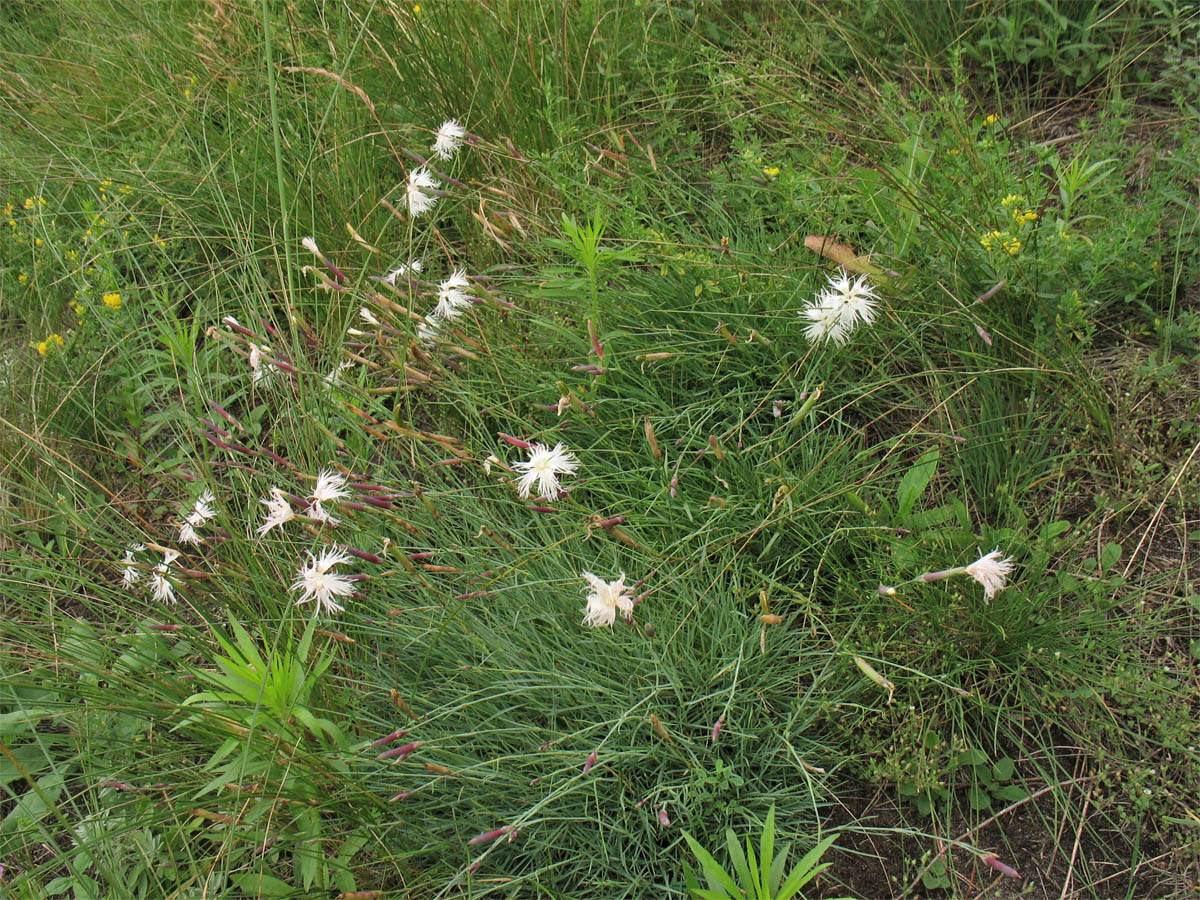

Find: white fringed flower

[800,302,850,345]
[382,259,423,286]
[820,270,879,327]
[256,489,296,536]
[291,548,355,615]
[323,360,355,387]
[513,442,578,500]
[581,571,634,628]
[312,469,349,503]
[800,269,880,345]
[301,236,322,257]
[121,543,145,588]
[150,549,180,604]
[360,307,382,327]
[308,502,341,526]
[249,345,277,384]
[179,490,217,545]
[434,269,474,320]
[431,118,465,161]
[964,549,1014,601]
[416,318,440,345]
[405,166,440,217]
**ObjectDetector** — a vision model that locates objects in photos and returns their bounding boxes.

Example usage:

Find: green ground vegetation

[1,1,1198,897]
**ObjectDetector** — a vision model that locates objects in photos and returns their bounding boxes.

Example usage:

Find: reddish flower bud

[367,729,408,748]
[982,856,1019,878]
[467,825,512,846]
[497,432,532,449]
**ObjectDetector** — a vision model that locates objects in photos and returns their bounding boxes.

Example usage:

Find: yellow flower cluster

[1013,209,1038,225]
[984,114,1000,125]
[34,333,65,356]
[980,230,1021,255]
[762,166,781,177]
[102,292,122,309]
[1000,194,1024,208]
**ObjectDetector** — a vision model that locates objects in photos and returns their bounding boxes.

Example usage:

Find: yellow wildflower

[413,3,421,11]
[102,292,122,310]
[24,198,34,210]
[73,301,86,315]
[6,220,15,227]
[984,114,999,125]
[947,148,961,155]
[66,249,78,260]
[1013,209,1038,225]
[1002,236,1021,255]
[34,238,43,246]
[101,179,113,187]
[2,202,11,217]
[1000,194,1024,208]
[762,166,781,177]
[18,272,28,284]
[119,185,132,194]
[36,333,65,355]
[153,233,165,248]
[979,230,1004,252]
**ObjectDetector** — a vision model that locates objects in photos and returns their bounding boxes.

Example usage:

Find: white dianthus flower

[256,489,296,537]
[311,469,349,503]
[291,548,355,615]
[819,270,879,328]
[964,549,1014,601]
[581,571,634,628]
[431,118,466,161]
[512,442,579,500]
[150,549,180,604]
[800,269,880,344]
[121,543,145,588]
[800,301,849,345]
[179,490,217,544]
[434,269,474,320]
[405,166,440,217]
[416,317,440,345]
[382,259,423,286]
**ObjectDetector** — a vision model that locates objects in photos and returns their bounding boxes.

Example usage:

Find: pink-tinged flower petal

[581,751,597,774]
[657,808,671,826]
[982,855,1020,878]
[388,790,415,802]
[467,825,512,846]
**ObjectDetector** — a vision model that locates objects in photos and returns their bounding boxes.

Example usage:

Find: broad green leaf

[1100,541,1122,572]
[758,805,775,898]
[967,786,992,810]
[992,757,1016,781]
[896,448,939,521]
[681,831,741,898]
[725,828,755,898]
[231,873,294,897]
